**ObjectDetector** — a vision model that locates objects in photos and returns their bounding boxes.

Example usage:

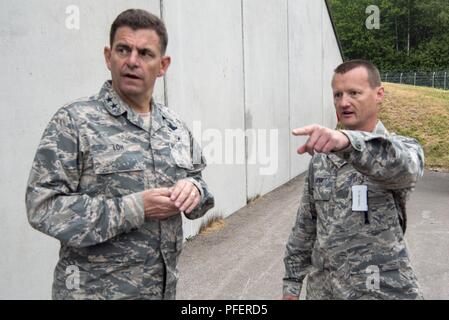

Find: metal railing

[381,71,449,90]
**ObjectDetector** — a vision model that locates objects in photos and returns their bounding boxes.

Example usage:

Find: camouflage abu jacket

[283,121,424,299]
[26,81,214,299]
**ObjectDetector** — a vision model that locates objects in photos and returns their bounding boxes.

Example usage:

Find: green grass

[380,83,449,171]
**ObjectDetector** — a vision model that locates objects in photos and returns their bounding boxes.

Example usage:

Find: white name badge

[352,185,368,211]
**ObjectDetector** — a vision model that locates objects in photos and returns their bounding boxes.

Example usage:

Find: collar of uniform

[373,120,389,135]
[327,153,347,168]
[150,100,164,134]
[98,81,172,134]
[99,80,152,132]
[99,81,127,116]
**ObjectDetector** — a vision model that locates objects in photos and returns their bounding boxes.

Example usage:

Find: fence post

[414,72,417,86]
[400,73,403,84]
[444,71,447,90]
[385,73,388,82]
[432,72,435,88]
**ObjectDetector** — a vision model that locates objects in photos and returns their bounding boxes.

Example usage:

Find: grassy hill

[380,83,449,172]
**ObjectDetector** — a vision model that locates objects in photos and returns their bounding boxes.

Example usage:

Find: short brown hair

[109,9,168,55]
[334,59,381,88]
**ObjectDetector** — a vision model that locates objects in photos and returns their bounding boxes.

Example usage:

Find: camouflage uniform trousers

[305,255,423,300]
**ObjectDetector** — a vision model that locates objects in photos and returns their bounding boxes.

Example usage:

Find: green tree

[328,0,449,72]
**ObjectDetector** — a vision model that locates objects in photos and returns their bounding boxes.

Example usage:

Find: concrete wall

[163,0,247,237]
[0,0,341,299]
[322,1,343,129]
[243,0,291,200]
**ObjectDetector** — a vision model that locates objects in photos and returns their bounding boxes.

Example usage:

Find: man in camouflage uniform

[283,60,424,300]
[26,9,214,300]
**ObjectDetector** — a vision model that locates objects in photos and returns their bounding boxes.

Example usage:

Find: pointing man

[283,60,424,300]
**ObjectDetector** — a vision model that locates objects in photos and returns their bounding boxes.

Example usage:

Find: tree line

[328,0,449,72]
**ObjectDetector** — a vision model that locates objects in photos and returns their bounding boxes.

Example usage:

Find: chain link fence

[381,71,449,90]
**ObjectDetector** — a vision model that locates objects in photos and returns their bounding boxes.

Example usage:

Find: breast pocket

[92,147,145,197]
[170,131,194,171]
[312,176,335,229]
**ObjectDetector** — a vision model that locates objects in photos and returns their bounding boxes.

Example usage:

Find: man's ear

[376,86,385,104]
[104,46,112,71]
[158,56,171,77]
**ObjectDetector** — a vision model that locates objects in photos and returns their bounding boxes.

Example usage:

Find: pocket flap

[170,137,194,170]
[312,175,333,201]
